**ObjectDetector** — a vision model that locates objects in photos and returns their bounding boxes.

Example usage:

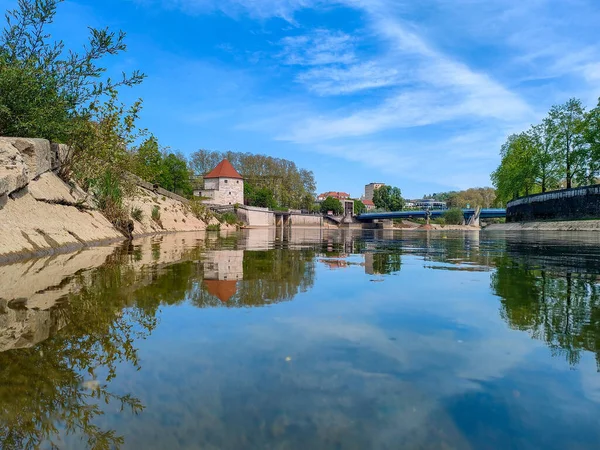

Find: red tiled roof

[203,280,238,302]
[362,200,375,206]
[318,191,350,199]
[204,159,243,179]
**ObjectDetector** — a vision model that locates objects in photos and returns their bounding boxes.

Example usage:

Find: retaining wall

[236,206,275,227]
[289,214,323,227]
[506,184,600,222]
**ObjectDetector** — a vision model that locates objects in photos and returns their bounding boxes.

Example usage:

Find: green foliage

[220,211,238,225]
[157,152,193,198]
[0,0,144,142]
[427,188,499,208]
[373,185,404,211]
[151,206,161,222]
[320,196,343,215]
[131,207,143,222]
[354,199,367,214]
[189,199,212,222]
[443,208,465,225]
[90,169,131,235]
[244,184,277,208]
[493,97,600,201]
[132,136,163,184]
[206,223,221,231]
[191,149,316,210]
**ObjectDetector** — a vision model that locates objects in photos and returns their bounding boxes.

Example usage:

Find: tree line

[426,188,499,208]
[492,97,600,203]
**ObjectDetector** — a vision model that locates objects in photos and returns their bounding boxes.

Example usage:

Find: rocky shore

[0,137,214,262]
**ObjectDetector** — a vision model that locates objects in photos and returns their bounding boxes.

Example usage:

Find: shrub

[443,208,465,225]
[190,200,213,222]
[151,205,162,227]
[206,223,220,231]
[220,212,238,225]
[131,207,143,222]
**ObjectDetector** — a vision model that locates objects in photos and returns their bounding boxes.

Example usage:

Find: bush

[443,208,465,225]
[206,223,220,231]
[131,207,143,222]
[220,211,238,225]
[190,200,213,222]
[151,205,161,226]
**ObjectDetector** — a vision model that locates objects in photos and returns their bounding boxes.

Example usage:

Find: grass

[151,205,162,228]
[131,207,143,222]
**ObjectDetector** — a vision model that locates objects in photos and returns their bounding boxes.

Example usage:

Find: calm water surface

[1,228,600,449]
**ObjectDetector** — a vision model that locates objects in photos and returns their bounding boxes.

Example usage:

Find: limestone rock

[0,139,29,196]
[8,138,52,178]
[50,142,70,170]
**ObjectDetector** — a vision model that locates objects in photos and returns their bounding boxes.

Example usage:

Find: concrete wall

[236,205,275,227]
[201,177,244,206]
[289,214,323,227]
[507,184,600,222]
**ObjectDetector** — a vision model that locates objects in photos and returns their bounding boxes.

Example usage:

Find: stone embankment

[485,220,600,231]
[0,137,212,262]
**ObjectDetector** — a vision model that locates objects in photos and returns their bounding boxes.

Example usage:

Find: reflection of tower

[365,253,375,275]
[203,250,244,302]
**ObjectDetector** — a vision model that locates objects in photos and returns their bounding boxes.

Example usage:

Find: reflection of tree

[370,252,402,275]
[492,256,600,369]
[0,246,193,450]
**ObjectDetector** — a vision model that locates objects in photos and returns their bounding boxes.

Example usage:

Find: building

[195,159,244,205]
[362,199,375,211]
[317,191,351,202]
[409,199,447,209]
[202,250,244,303]
[364,183,385,201]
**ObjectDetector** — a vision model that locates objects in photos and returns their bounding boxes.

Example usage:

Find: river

[1,228,600,449]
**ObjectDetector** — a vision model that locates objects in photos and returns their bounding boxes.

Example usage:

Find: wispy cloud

[279,29,357,66]
[296,62,402,95]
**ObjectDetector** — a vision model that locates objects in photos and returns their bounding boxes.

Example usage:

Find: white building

[195,159,244,206]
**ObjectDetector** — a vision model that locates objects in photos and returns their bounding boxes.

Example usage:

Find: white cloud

[296,62,403,95]
[279,29,357,66]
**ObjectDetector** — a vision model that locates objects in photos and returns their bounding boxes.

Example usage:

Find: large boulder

[50,142,70,170]
[0,139,29,197]
[5,137,53,178]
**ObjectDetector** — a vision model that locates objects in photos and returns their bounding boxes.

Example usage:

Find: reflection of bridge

[357,208,506,221]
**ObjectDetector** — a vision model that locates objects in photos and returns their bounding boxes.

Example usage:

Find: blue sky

[2,0,600,198]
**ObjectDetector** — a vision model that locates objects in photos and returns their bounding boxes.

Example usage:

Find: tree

[354,199,367,214]
[373,185,404,211]
[549,98,587,188]
[0,0,144,142]
[132,136,163,184]
[158,152,193,197]
[245,184,277,208]
[528,120,561,192]
[583,97,600,184]
[492,133,538,203]
[321,196,343,215]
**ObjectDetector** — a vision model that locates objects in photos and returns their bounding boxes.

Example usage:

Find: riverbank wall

[0,137,211,262]
[486,220,600,232]
[507,184,600,222]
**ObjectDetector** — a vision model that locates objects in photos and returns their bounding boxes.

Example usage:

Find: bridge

[356,208,506,222]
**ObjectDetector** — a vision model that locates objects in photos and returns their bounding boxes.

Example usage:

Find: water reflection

[492,233,600,369]
[1,230,600,449]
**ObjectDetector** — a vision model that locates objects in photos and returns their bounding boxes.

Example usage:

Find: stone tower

[198,159,244,205]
